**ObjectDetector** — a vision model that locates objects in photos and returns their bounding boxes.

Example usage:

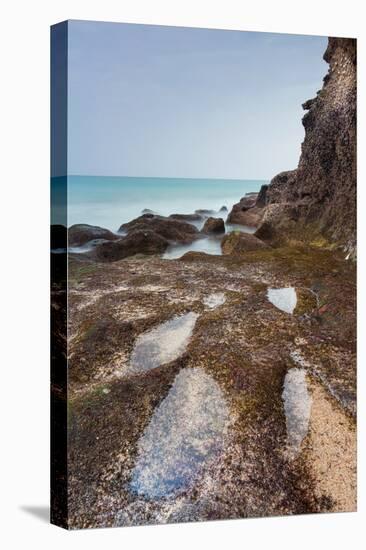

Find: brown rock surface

[69,224,119,247]
[221,232,268,255]
[201,217,225,234]
[120,214,199,244]
[93,230,169,261]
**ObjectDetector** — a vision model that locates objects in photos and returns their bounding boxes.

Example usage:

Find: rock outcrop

[256,38,356,253]
[93,230,169,262]
[119,214,199,244]
[69,224,119,247]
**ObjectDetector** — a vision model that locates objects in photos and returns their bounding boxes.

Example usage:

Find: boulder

[93,230,169,262]
[221,232,269,255]
[201,217,225,234]
[219,205,228,212]
[227,206,264,227]
[226,191,267,228]
[69,224,118,247]
[119,214,198,244]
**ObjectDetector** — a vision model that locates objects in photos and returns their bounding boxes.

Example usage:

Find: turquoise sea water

[63,176,266,231]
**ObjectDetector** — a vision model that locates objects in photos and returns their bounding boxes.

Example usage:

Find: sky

[65,20,328,180]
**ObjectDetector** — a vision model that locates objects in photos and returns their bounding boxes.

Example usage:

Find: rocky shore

[52,37,357,529]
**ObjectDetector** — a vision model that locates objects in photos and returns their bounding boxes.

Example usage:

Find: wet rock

[226,192,266,227]
[93,230,169,261]
[221,232,269,255]
[120,214,199,244]
[219,205,228,212]
[201,217,225,234]
[69,224,118,247]
[169,213,203,222]
[255,184,269,208]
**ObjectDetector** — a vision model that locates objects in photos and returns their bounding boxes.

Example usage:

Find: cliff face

[256,38,357,254]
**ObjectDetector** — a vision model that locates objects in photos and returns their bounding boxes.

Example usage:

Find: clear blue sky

[66,20,327,179]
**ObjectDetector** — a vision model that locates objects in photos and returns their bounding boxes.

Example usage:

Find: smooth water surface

[203,293,226,309]
[282,368,312,458]
[67,176,265,230]
[130,367,230,499]
[267,287,297,314]
[125,312,198,376]
[163,237,223,259]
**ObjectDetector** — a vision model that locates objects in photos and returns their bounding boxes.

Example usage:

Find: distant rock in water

[219,205,228,212]
[119,214,199,244]
[169,213,203,222]
[195,209,216,217]
[68,224,118,247]
[256,38,356,252]
[201,217,225,234]
[221,232,268,255]
[141,208,158,215]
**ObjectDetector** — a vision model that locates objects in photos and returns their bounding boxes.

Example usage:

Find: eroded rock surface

[67,242,356,528]
[257,38,357,251]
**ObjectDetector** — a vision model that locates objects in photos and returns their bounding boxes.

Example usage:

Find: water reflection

[203,293,226,309]
[282,368,312,458]
[163,237,222,259]
[267,287,297,314]
[130,367,230,499]
[126,312,198,376]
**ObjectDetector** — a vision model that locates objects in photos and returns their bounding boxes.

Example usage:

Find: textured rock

[258,38,356,251]
[94,230,169,261]
[221,232,269,255]
[120,214,198,244]
[69,224,118,247]
[201,217,225,234]
[227,192,266,227]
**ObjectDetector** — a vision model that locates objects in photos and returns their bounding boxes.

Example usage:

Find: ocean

[61,176,266,231]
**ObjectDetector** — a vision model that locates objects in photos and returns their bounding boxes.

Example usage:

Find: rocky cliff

[256,37,357,255]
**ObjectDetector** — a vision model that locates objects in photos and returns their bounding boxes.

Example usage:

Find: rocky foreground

[66,237,356,528]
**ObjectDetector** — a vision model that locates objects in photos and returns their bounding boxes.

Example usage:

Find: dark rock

[221,232,269,255]
[69,224,118,247]
[51,224,67,249]
[120,214,198,244]
[219,205,228,212]
[169,213,203,222]
[255,185,269,208]
[201,217,225,234]
[93,230,169,262]
[257,38,356,249]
